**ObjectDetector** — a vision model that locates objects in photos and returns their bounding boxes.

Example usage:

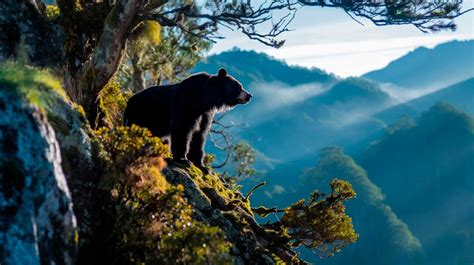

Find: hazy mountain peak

[363,40,474,90]
[194,48,337,87]
[318,77,391,105]
[375,77,474,124]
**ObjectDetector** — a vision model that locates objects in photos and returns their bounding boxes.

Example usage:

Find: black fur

[123,68,251,173]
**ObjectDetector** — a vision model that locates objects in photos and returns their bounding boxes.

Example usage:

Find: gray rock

[44,89,97,244]
[163,167,274,265]
[0,89,77,265]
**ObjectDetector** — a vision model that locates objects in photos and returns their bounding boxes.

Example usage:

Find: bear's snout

[246,93,253,101]
[237,90,252,104]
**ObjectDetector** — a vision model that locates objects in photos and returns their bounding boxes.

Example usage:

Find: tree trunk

[76,0,145,127]
[131,51,146,92]
[0,0,164,128]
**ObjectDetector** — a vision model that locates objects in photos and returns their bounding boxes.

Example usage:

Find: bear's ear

[218,68,227,77]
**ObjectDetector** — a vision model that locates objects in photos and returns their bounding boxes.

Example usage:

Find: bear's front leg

[188,132,209,174]
[188,113,213,174]
[170,123,194,167]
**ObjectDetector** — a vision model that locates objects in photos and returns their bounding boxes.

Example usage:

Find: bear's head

[209,68,252,109]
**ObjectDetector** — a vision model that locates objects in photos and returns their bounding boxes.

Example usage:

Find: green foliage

[231,142,257,179]
[91,125,233,264]
[279,179,358,257]
[45,5,60,20]
[110,182,233,265]
[98,80,131,127]
[159,221,233,264]
[116,1,212,91]
[94,125,170,167]
[252,178,358,259]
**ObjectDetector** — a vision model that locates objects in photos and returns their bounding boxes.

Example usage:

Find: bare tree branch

[209,128,232,169]
[209,113,250,169]
[139,0,472,49]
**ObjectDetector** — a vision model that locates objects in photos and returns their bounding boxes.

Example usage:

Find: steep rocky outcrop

[164,166,275,264]
[45,88,97,245]
[0,63,95,264]
[0,88,77,264]
[1,63,347,264]
[0,63,277,264]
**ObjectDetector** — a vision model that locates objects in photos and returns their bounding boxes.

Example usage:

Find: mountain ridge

[376,77,474,124]
[363,40,474,90]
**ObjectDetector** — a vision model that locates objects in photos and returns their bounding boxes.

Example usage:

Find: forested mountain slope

[363,40,474,90]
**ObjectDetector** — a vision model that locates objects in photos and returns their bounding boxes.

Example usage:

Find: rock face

[45,88,96,244]
[0,89,77,264]
[163,166,275,264]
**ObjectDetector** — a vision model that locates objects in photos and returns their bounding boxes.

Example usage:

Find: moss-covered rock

[0,82,77,264]
[164,166,275,264]
[0,62,357,265]
[0,62,96,263]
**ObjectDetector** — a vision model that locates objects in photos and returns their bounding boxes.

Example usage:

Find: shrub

[89,125,233,264]
[98,80,131,128]
[256,179,359,258]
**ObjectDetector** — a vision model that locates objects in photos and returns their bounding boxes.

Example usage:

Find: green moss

[0,61,68,111]
[183,165,252,214]
[130,20,161,44]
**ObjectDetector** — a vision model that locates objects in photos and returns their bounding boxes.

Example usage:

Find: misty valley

[195,40,474,265]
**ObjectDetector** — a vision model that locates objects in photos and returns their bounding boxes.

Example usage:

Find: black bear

[123,68,252,173]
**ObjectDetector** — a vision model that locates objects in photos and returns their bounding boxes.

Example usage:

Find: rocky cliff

[0,62,357,265]
[0,63,283,264]
[0,64,78,264]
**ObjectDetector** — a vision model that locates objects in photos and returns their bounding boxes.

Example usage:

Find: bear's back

[124,84,176,135]
[135,84,175,104]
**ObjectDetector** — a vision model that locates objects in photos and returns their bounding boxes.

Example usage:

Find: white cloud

[209,3,474,77]
[250,81,328,109]
[260,32,473,77]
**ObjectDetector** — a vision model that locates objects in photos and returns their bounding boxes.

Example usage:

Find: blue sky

[210,2,474,77]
